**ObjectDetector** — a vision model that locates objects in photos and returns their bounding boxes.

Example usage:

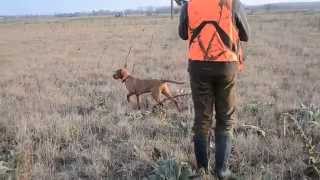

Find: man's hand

[175,0,187,6]
[238,60,245,72]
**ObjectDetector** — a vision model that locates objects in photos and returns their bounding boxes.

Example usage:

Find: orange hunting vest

[188,0,242,63]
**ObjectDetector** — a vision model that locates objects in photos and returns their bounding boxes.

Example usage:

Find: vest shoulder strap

[189,21,237,53]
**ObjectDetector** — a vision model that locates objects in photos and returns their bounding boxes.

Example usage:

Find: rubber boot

[193,134,209,172]
[215,131,236,180]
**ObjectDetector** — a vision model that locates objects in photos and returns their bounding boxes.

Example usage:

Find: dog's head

[113,68,130,82]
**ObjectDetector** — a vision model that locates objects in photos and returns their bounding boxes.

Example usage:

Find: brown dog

[113,68,183,111]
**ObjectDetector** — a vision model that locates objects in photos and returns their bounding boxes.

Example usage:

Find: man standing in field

[178,0,250,179]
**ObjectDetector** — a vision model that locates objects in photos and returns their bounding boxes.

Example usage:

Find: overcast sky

[1,0,320,15]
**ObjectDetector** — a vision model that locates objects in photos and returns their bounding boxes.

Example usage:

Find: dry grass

[0,12,319,179]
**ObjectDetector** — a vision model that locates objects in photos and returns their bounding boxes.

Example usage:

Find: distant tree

[114,12,123,17]
[265,4,272,12]
[146,6,154,16]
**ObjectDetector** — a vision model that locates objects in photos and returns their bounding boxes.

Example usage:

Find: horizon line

[1,0,320,17]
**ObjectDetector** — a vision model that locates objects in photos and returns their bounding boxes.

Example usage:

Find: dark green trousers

[189,61,237,137]
[189,61,237,171]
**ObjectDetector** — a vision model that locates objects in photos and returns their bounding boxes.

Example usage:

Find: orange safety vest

[188,0,243,67]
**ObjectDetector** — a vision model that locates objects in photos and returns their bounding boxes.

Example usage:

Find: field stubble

[0,12,319,179]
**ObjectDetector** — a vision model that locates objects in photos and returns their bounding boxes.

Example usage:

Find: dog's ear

[120,69,126,76]
[117,69,123,77]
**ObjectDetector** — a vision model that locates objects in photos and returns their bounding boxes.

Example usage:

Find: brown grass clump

[0,12,319,179]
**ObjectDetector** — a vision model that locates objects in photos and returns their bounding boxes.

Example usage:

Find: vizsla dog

[113,68,183,111]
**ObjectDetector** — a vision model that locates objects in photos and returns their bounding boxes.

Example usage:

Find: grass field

[0,12,319,179]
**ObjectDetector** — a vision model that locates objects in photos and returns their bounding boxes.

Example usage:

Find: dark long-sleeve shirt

[179,0,250,42]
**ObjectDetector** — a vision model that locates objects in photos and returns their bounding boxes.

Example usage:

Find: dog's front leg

[136,95,141,110]
[127,93,134,102]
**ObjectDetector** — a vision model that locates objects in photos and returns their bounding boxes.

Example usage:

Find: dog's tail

[161,80,185,85]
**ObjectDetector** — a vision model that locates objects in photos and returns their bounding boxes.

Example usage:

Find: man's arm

[179,3,188,40]
[234,0,250,42]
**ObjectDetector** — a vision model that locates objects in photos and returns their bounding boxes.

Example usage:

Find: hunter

[178,0,250,179]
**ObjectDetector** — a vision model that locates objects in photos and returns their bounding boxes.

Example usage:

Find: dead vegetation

[0,12,319,179]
